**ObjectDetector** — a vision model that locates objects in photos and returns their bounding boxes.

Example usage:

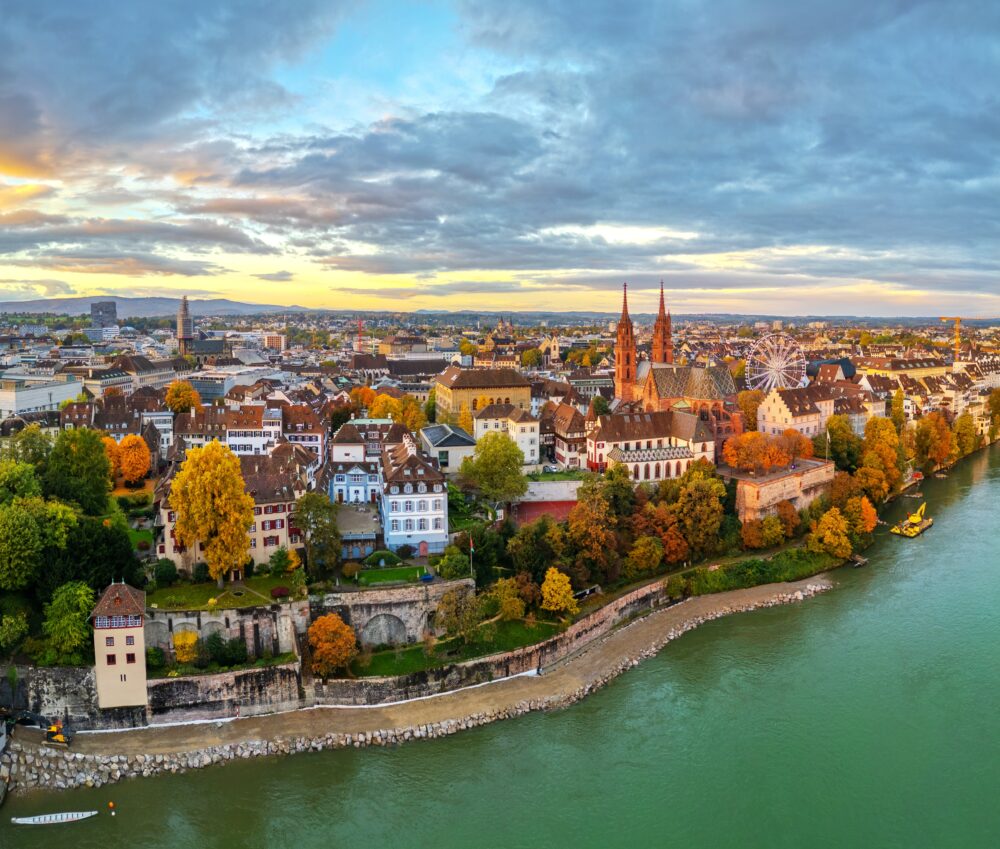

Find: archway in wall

[361,613,407,647]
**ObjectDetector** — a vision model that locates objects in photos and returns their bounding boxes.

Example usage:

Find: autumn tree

[489,577,526,621]
[293,492,342,580]
[457,403,473,435]
[807,507,853,559]
[951,411,979,458]
[308,613,358,678]
[436,588,483,643]
[541,567,579,617]
[624,535,664,579]
[914,411,953,471]
[567,487,618,584]
[775,499,800,538]
[521,348,543,368]
[45,428,111,515]
[459,431,527,504]
[507,515,569,583]
[890,389,906,434]
[170,441,254,585]
[631,501,688,564]
[102,436,122,478]
[740,519,765,549]
[761,515,785,547]
[858,417,904,498]
[674,469,727,560]
[6,423,53,473]
[118,434,151,484]
[350,386,377,411]
[165,380,201,414]
[736,389,765,431]
[722,431,790,474]
[778,428,813,462]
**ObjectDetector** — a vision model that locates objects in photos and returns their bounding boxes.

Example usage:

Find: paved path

[35,576,832,758]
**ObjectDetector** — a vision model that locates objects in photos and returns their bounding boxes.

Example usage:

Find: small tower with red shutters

[651,281,674,364]
[614,283,637,402]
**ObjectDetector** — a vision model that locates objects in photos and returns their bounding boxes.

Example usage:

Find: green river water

[3,445,999,848]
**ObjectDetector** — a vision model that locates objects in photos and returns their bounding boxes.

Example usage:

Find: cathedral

[613,283,743,457]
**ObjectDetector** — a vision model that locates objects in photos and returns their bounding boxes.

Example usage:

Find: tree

[778,429,813,462]
[268,546,301,576]
[592,395,611,416]
[294,492,341,580]
[436,588,482,643]
[169,441,254,585]
[776,500,800,538]
[859,417,903,496]
[459,432,527,504]
[567,487,618,585]
[102,436,122,478]
[350,386,377,411]
[308,613,358,678]
[490,577,526,621]
[43,581,96,663]
[807,508,852,559]
[674,471,727,560]
[7,423,53,473]
[814,414,863,472]
[914,411,952,471]
[761,515,785,547]
[737,389,765,431]
[0,459,41,505]
[0,501,43,590]
[458,403,473,435]
[854,465,889,505]
[632,501,688,564]
[165,380,201,414]
[541,567,579,617]
[173,631,198,664]
[118,434,151,484]
[0,611,29,652]
[42,514,136,599]
[624,535,664,579]
[507,516,567,583]
[740,518,765,549]
[952,411,979,458]
[424,387,437,423]
[45,428,111,515]
[521,348,542,368]
[890,389,906,434]
[722,431,790,474]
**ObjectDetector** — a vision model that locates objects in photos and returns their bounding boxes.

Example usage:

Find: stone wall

[311,579,669,705]
[146,661,301,723]
[311,578,475,647]
[145,599,310,658]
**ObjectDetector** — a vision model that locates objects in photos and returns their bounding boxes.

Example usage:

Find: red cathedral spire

[651,280,674,365]
[615,282,637,402]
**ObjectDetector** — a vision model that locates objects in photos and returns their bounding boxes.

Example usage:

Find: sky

[1,0,999,317]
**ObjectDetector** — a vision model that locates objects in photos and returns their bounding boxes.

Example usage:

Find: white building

[0,374,81,419]
[473,403,539,466]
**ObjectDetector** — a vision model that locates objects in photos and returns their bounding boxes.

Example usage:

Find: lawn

[352,617,562,677]
[128,527,153,550]
[146,573,301,610]
[356,565,426,586]
[527,469,587,481]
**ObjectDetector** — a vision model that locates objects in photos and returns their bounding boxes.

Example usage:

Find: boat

[11,810,99,825]
[890,503,933,538]
[850,554,869,568]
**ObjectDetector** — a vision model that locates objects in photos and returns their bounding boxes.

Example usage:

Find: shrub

[192,562,210,583]
[137,540,151,552]
[173,631,198,663]
[363,549,402,567]
[244,559,255,578]
[154,559,178,587]
[396,544,415,560]
[270,586,290,600]
[342,562,361,580]
[146,646,165,669]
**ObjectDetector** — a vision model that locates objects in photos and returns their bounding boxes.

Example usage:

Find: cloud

[6,252,227,276]
[0,278,75,298]
[253,270,295,281]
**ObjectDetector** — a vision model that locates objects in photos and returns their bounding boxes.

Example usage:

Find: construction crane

[940,317,965,362]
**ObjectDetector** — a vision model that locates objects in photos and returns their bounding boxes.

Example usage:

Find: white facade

[0,375,81,418]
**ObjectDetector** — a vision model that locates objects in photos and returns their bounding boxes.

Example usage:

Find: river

[4,445,999,848]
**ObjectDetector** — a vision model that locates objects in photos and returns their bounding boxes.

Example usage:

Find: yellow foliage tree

[541,566,579,617]
[807,507,853,559]
[458,403,473,435]
[308,613,358,678]
[170,441,254,585]
[165,380,201,414]
[118,434,151,484]
[173,631,198,664]
[101,435,121,478]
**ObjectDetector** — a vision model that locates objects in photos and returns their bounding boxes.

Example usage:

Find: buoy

[109,801,116,816]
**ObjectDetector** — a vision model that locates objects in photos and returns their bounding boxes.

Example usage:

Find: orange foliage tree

[102,436,121,478]
[165,380,201,414]
[118,434,151,484]
[779,428,814,461]
[722,431,791,474]
[308,613,358,678]
[775,499,800,538]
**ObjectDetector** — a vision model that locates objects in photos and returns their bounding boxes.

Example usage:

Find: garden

[146,631,296,678]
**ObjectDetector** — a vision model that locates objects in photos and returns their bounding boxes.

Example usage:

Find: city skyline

[3,1,1000,317]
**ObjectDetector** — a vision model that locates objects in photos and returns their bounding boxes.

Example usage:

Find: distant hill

[0,296,312,318]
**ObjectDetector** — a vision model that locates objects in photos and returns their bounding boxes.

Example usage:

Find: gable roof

[436,365,530,390]
[92,583,145,619]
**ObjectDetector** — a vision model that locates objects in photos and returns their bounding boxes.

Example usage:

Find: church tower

[177,295,193,356]
[651,281,673,364]
[614,283,637,402]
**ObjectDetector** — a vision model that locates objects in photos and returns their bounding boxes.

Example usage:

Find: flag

[469,537,475,554]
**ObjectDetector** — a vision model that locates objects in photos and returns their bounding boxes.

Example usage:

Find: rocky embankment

[0,580,829,796]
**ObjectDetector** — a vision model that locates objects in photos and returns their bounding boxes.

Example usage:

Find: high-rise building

[91,300,117,328]
[177,295,194,355]
[614,283,636,402]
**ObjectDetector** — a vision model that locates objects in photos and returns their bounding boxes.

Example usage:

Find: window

[126,635,135,646]
[418,500,427,511]
[405,519,414,531]
[433,499,442,510]
[126,653,136,664]
[390,501,399,512]
[405,501,413,512]
[391,520,399,532]
[106,654,116,665]
[105,636,114,647]
[434,518,443,530]
[418,518,428,531]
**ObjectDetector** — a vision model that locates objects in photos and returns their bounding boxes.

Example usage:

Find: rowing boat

[11,810,99,825]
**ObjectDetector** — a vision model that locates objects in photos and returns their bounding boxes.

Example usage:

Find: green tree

[459,432,528,504]
[294,492,342,580]
[44,515,139,598]
[890,389,906,435]
[521,349,542,368]
[43,581,96,663]
[674,470,727,560]
[435,544,471,580]
[0,501,43,590]
[436,588,482,643]
[45,428,111,515]
[7,424,53,474]
[423,387,437,423]
[592,395,610,416]
[0,459,41,505]
[813,414,863,472]
[0,611,29,652]
[952,411,979,458]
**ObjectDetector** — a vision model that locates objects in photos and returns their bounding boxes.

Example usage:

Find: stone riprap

[0,581,830,796]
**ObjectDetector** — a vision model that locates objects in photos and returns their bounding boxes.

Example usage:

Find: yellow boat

[890,502,933,538]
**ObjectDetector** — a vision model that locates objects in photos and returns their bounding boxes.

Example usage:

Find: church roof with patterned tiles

[645,364,736,401]
[92,582,145,620]
[607,444,694,464]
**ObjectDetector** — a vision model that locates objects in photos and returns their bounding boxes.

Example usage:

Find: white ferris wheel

[745,333,807,392]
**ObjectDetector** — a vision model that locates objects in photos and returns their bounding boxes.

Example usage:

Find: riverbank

[1,576,831,795]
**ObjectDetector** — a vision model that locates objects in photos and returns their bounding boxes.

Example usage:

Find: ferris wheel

[745,333,807,392]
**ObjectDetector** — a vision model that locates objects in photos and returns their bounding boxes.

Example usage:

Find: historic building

[176,295,194,356]
[613,284,637,403]
[91,582,147,709]
[434,366,531,418]
[380,433,449,555]
[473,403,540,466]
